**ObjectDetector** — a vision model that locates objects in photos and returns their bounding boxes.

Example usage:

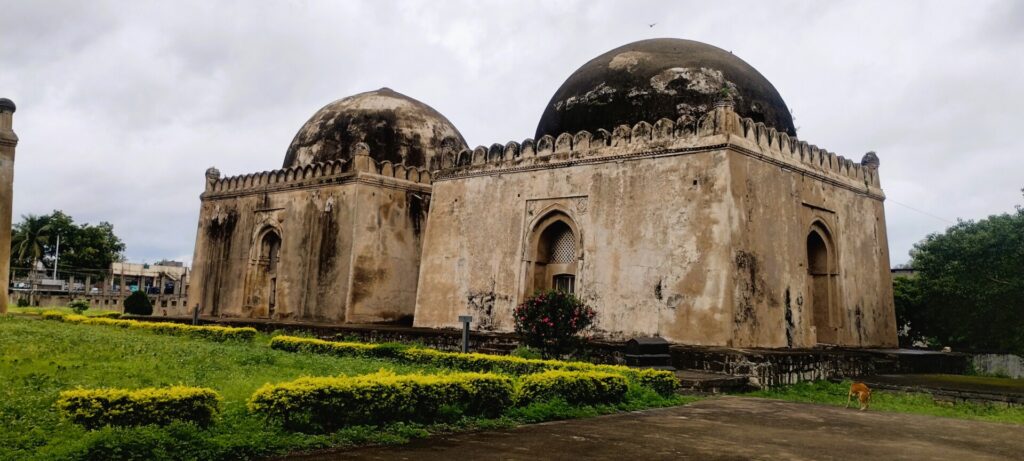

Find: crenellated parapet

[203,142,431,198]
[434,102,882,194]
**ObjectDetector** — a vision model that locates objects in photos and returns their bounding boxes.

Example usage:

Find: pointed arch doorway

[807,222,840,345]
[244,227,281,317]
[522,210,582,297]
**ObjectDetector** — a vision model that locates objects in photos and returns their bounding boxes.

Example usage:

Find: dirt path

[278,396,1024,461]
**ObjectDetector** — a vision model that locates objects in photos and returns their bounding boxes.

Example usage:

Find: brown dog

[846,382,872,411]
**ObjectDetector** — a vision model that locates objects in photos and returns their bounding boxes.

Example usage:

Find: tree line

[895,190,1024,355]
[10,210,126,281]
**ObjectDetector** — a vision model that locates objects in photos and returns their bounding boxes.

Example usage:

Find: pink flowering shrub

[513,290,596,357]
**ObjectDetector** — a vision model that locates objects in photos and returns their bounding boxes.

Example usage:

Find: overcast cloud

[1,0,1021,267]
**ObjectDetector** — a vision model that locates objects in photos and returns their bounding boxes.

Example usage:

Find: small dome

[0,98,15,113]
[284,88,468,170]
[536,38,795,139]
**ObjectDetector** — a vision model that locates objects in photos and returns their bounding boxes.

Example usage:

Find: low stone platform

[861,374,1024,407]
[120,315,972,388]
[672,345,970,388]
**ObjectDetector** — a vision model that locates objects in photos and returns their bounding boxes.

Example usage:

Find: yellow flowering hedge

[248,371,514,432]
[56,386,221,428]
[269,336,679,395]
[93,311,122,319]
[50,314,257,342]
[41,310,66,321]
[516,370,628,405]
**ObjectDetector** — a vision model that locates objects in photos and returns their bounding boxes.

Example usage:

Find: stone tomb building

[188,39,898,348]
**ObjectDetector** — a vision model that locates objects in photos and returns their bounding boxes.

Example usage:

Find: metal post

[52,234,60,280]
[458,315,473,353]
[192,304,201,325]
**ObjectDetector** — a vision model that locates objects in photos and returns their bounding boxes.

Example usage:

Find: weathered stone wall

[414,103,897,348]
[972,353,1024,379]
[187,149,430,323]
[725,142,897,348]
[414,146,736,343]
[9,292,189,316]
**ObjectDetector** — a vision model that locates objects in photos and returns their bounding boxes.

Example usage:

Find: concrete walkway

[280,397,1024,461]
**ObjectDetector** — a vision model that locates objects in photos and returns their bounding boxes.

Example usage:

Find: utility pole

[52,234,60,280]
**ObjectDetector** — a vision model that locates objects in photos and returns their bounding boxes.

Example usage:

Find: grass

[745,379,1024,425]
[0,316,691,460]
[922,374,1024,392]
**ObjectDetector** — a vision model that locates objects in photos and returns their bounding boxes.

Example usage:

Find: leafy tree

[11,214,51,274]
[513,290,596,358]
[123,291,153,316]
[10,211,125,279]
[896,192,1024,354]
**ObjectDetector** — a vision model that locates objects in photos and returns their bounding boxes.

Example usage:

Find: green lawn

[745,379,1024,425]
[0,316,690,460]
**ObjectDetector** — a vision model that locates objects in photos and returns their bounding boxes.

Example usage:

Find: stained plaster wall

[726,148,897,348]
[414,148,739,344]
[414,103,897,347]
[187,157,429,324]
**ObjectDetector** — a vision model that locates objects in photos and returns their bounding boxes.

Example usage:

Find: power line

[887,199,955,225]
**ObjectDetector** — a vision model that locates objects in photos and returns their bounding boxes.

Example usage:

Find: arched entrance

[807,223,840,344]
[523,211,581,296]
[244,227,281,317]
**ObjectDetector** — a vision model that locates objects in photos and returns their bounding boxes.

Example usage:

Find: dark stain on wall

[350,254,388,305]
[784,287,795,348]
[733,250,759,331]
[316,211,339,280]
[854,304,864,345]
[202,207,238,315]
[407,191,429,237]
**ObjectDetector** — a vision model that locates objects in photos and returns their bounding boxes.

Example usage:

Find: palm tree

[11,214,51,306]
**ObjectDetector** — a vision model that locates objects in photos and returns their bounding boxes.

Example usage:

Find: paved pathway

[279,397,1024,461]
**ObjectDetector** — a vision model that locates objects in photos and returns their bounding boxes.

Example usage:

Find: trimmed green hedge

[50,314,257,342]
[57,386,222,428]
[248,371,513,432]
[516,370,628,405]
[269,336,679,395]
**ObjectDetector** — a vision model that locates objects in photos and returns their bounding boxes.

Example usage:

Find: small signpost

[458,315,473,353]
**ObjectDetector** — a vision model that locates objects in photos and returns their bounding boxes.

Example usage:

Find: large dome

[536,38,796,139]
[284,88,468,170]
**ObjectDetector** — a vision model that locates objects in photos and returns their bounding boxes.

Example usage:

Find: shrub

[94,311,122,319]
[516,370,627,405]
[61,315,257,342]
[16,297,30,307]
[248,371,514,432]
[56,386,221,429]
[41,310,67,321]
[269,335,679,394]
[626,368,681,396]
[123,290,153,315]
[511,346,543,360]
[69,299,90,314]
[514,290,595,357]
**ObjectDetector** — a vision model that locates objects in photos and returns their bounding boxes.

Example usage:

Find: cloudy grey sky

[1,0,1021,266]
